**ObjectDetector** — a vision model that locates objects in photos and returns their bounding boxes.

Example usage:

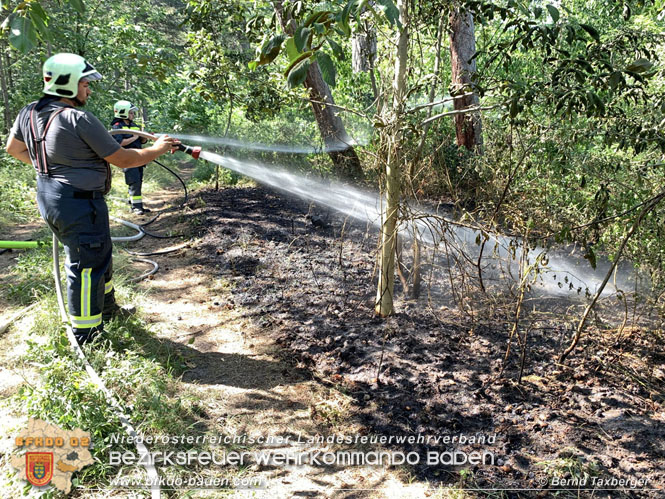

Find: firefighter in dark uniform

[111,101,150,214]
[5,53,178,344]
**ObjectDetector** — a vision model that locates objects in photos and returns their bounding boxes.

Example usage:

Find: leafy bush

[0,160,39,231]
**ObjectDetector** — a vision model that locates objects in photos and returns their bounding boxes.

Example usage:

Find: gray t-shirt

[11,100,121,192]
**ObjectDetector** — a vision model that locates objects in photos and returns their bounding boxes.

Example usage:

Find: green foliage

[251,34,286,69]
[2,243,53,305]
[247,0,400,85]
[28,3,51,43]
[0,160,39,230]
[20,336,121,440]
[294,25,311,52]
[14,311,126,481]
[286,58,311,88]
[184,0,288,125]
[471,0,663,146]
[12,279,205,487]
[68,0,85,15]
[316,51,336,87]
[375,0,401,26]
[7,14,37,53]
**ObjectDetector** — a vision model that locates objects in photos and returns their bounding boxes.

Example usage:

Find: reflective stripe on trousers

[36,177,112,331]
[124,166,144,209]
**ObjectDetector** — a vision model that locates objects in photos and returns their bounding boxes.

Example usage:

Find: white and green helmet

[42,53,102,98]
[113,100,138,119]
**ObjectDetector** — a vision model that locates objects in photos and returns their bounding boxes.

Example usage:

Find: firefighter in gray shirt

[6,53,178,345]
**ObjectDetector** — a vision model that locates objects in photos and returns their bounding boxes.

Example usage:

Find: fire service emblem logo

[26,452,54,487]
[11,419,94,494]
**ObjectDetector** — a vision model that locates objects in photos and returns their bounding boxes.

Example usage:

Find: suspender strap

[28,104,69,175]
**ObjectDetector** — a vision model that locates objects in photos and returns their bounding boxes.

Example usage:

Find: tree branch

[407,92,476,113]
[421,104,501,126]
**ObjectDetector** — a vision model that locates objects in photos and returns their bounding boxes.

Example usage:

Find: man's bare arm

[105,134,178,169]
[5,136,32,165]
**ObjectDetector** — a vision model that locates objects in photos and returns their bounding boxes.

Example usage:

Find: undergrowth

[0,160,39,232]
[1,240,54,306]
[8,285,210,492]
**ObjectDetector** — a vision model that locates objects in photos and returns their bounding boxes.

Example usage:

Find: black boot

[102,300,136,322]
[73,326,103,346]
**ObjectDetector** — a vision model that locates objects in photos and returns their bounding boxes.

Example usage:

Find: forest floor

[1,169,664,498]
[193,183,665,498]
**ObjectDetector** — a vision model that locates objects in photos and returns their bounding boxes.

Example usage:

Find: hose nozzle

[178,144,201,159]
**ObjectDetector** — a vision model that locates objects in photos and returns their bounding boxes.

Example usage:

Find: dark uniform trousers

[116,123,146,211]
[124,165,145,210]
[36,176,116,334]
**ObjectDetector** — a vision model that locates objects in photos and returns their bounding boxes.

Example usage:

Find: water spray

[113,129,636,299]
[169,133,366,154]
[195,150,637,298]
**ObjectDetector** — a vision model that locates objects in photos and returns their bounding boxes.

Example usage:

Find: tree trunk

[449,4,482,150]
[304,63,364,180]
[273,0,364,181]
[0,41,11,134]
[412,14,445,172]
[375,0,409,316]
[352,29,377,73]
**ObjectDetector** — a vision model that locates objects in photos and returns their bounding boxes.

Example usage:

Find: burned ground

[194,185,665,497]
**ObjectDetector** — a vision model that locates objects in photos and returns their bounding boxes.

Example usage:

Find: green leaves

[248,5,349,91]
[68,0,86,15]
[509,97,520,119]
[327,38,345,61]
[284,46,333,89]
[583,245,596,270]
[249,34,286,70]
[340,1,355,36]
[262,33,287,63]
[339,0,400,29]
[3,0,83,52]
[304,10,332,27]
[626,58,653,73]
[285,36,299,63]
[294,25,311,52]
[375,0,400,26]
[608,71,624,90]
[585,90,604,116]
[8,14,37,53]
[316,52,335,87]
[28,3,51,43]
[545,4,559,23]
[574,58,593,73]
[286,58,310,88]
[579,23,600,42]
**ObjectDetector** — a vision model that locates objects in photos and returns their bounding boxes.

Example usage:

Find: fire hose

[107,129,200,242]
[109,129,201,159]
